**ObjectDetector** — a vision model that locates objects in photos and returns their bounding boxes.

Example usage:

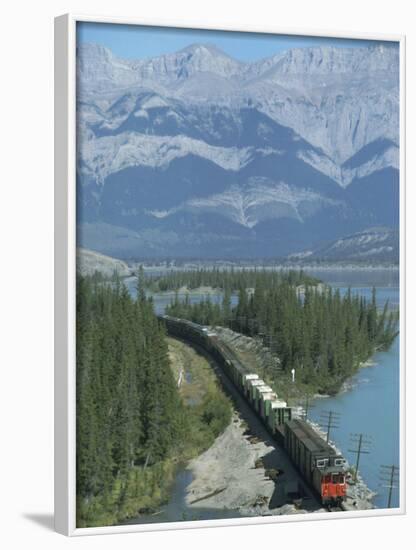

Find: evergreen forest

[76,268,399,526]
[164,269,399,394]
[76,275,231,527]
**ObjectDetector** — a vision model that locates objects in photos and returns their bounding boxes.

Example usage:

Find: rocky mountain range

[76,41,400,260]
[289,226,399,263]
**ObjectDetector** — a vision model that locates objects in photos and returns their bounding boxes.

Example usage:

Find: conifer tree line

[165,270,399,394]
[144,267,318,292]
[76,274,231,526]
[76,276,183,516]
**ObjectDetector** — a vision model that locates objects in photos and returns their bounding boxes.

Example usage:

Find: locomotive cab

[319,468,347,505]
[315,455,347,505]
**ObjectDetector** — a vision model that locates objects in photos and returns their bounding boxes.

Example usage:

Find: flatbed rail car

[158,314,347,506]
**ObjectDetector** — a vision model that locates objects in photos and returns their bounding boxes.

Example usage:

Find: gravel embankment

[186,413,278,514]
[184,400,324,516]
[184,328,375,516]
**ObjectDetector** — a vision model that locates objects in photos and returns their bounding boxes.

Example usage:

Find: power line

[301,394,315,421]
[379,465,399,508]
[319,410,341,443]
[348,433,372,483]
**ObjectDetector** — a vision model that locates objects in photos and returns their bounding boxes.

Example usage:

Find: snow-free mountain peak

[260,43,399,76]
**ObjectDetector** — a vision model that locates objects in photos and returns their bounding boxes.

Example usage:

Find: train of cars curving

[159,314,348,507]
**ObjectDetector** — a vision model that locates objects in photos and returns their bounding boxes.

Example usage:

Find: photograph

[74,20,401,529]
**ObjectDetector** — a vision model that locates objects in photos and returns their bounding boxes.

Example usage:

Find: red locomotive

[284,419,347,506]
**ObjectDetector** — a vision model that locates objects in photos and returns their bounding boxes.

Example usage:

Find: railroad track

[160,315,348,512]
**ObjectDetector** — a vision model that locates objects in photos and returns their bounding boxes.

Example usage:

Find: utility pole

[320,410,341,443]
[379,465,399,508]
[302,394,314,421]
[348,433,372,483]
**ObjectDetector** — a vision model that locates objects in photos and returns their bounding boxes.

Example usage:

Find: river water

[305,269,400,509]
[125,267,401,520]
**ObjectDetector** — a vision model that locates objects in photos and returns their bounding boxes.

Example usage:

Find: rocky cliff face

[76,41,400,259]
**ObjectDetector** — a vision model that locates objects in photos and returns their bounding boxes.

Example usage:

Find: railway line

[159,314,349,511]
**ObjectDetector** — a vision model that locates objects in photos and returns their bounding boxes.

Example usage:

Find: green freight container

[249,379,265,404]
[255,384,273,412]
[259,392,276,419]
[269,399,288,430]
[243,374,259,392]
[243,374,259,398]
[262,393,278,419]
[256,386,273,414]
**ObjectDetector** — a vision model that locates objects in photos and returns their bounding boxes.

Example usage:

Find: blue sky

[77,22,391,62]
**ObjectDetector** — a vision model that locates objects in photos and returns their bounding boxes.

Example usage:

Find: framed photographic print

[54,13,405,536]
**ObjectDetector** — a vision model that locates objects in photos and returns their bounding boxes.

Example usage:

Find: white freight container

[243,374,259,382]
[271,399,288,409]
[243,373,259,390]
[253,384,269,397]
[256,386,272,398]
[258,386,273,394]
[248,379,265,401]
[260,391,277,402]
[249,379,265,388]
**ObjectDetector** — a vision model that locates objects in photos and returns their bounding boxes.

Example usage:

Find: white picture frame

[54,13,406,536]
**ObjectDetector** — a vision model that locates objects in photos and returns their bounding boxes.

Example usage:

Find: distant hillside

[309,227,399,263]
[76,248,131,278]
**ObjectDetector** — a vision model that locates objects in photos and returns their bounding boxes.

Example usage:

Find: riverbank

[141,271,399,512]
[185,410,374,516]
[178,342,331,517]
[114,337,234,527]
[185,412,316,516]
[186,327,376,515]
[124,330,378,525]
[306,420,375,510]
[139,284,395,521]
[165,336,324,518]
[214,324,394,400]
[186,412,276,514]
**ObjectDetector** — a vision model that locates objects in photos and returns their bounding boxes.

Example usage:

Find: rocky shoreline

[184,409,374,517]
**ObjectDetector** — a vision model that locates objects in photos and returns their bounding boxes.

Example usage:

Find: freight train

[159,314,348,507]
